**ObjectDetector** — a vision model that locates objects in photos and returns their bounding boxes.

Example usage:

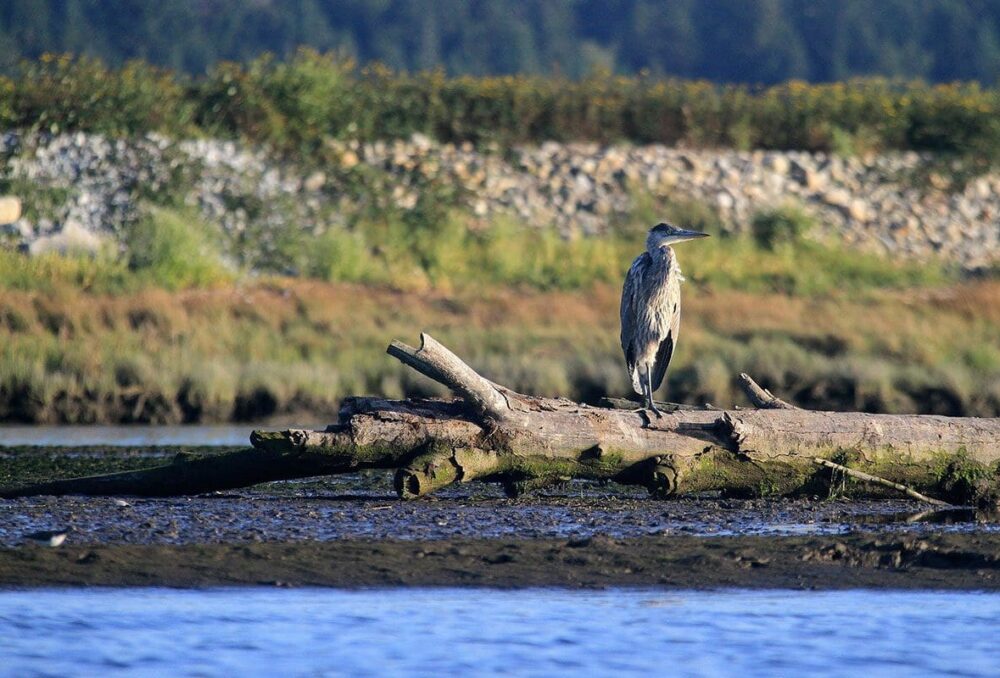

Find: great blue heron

[620,222,709,417]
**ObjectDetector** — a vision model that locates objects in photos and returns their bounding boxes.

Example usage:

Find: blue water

[0,425,278,447]
[0,588,997,677]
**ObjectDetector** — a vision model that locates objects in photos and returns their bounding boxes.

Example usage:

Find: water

[0,588,997,677]
[0,424,317,447]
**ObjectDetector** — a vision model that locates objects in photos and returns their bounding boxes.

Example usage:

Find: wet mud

[3,484,1000,547]
[2,534,998,590]
[2,446,999,589]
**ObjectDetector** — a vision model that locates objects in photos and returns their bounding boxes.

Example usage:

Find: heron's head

[646,222,710,251]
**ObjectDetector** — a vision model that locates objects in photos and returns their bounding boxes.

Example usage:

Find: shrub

[305,228,373,283]
[125,207,230,289]
[6,54,1000,163]
[11,54,190,136]
[750,205,814,249]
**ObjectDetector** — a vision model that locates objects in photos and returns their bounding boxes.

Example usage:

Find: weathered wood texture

[3,333,999,504]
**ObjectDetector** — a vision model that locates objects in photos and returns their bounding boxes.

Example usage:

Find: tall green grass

[0,207,231,292]
[0,249,132,293]
[292,202,952,294]
[0,206,952,296]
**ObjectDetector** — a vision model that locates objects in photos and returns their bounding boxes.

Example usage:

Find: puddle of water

[0,587,997,677]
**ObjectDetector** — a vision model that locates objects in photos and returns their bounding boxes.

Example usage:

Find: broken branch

[738,373,799,410]
[813,458,952,507]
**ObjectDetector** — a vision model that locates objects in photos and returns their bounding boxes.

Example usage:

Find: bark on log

[3,334,999,504]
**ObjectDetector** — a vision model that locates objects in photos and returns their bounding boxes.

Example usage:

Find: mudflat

[2,446,998,589]
[3,491,999,590]
[2,533,999,589]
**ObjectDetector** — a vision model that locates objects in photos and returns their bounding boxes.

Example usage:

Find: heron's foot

[646,400,664,419]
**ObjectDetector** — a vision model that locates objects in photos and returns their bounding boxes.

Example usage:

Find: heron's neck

[646,244,675,261]
[648,245,683,279]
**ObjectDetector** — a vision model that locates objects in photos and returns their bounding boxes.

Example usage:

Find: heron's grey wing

[649,332,674,392]
[619,254,647,393]
[650,293,681,392]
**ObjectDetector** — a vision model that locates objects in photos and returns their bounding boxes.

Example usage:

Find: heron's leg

[644,365,663,418]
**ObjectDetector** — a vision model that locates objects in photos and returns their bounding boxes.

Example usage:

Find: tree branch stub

[738,373,799,410]
[387,333,517,423]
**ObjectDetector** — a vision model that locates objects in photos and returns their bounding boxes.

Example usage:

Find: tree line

[2,0,1000,84]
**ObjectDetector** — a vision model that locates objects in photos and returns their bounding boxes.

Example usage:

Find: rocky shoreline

[2,131,998,271]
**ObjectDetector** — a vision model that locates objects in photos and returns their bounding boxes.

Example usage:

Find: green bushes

[5,54,191,136]
[751,204,814,249]
[5,53,1000,161]
[125,207,230,289]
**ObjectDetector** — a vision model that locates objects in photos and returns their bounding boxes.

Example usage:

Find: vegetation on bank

[0,202,993,424]
[1,183,982,424]
[1,275,998,425]
[0,201,953,296]
[1,51,996,423]
[4,52,1000,159]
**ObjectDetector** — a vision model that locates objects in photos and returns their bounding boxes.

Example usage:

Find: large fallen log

[3,333,1000,504]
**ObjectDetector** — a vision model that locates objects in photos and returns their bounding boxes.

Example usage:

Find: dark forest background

[2,0,1000,83]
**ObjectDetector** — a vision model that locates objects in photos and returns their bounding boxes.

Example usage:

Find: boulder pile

[2,131,998,270]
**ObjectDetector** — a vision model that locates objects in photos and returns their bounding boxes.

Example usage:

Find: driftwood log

[4,333,1000,504]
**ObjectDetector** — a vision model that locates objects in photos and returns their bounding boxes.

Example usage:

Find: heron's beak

[667,229,710,244]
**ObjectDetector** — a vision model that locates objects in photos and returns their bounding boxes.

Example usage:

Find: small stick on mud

[813,458,952,507]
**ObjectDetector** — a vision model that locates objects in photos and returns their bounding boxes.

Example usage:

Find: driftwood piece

[3,333,1000,503]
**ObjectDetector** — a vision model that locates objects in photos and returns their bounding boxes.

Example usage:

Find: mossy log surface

[3,333,1000,504]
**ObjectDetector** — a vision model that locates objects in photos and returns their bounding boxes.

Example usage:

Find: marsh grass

[1,277,997,423]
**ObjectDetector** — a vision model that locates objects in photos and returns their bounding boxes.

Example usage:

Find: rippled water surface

[1,588,998,677]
